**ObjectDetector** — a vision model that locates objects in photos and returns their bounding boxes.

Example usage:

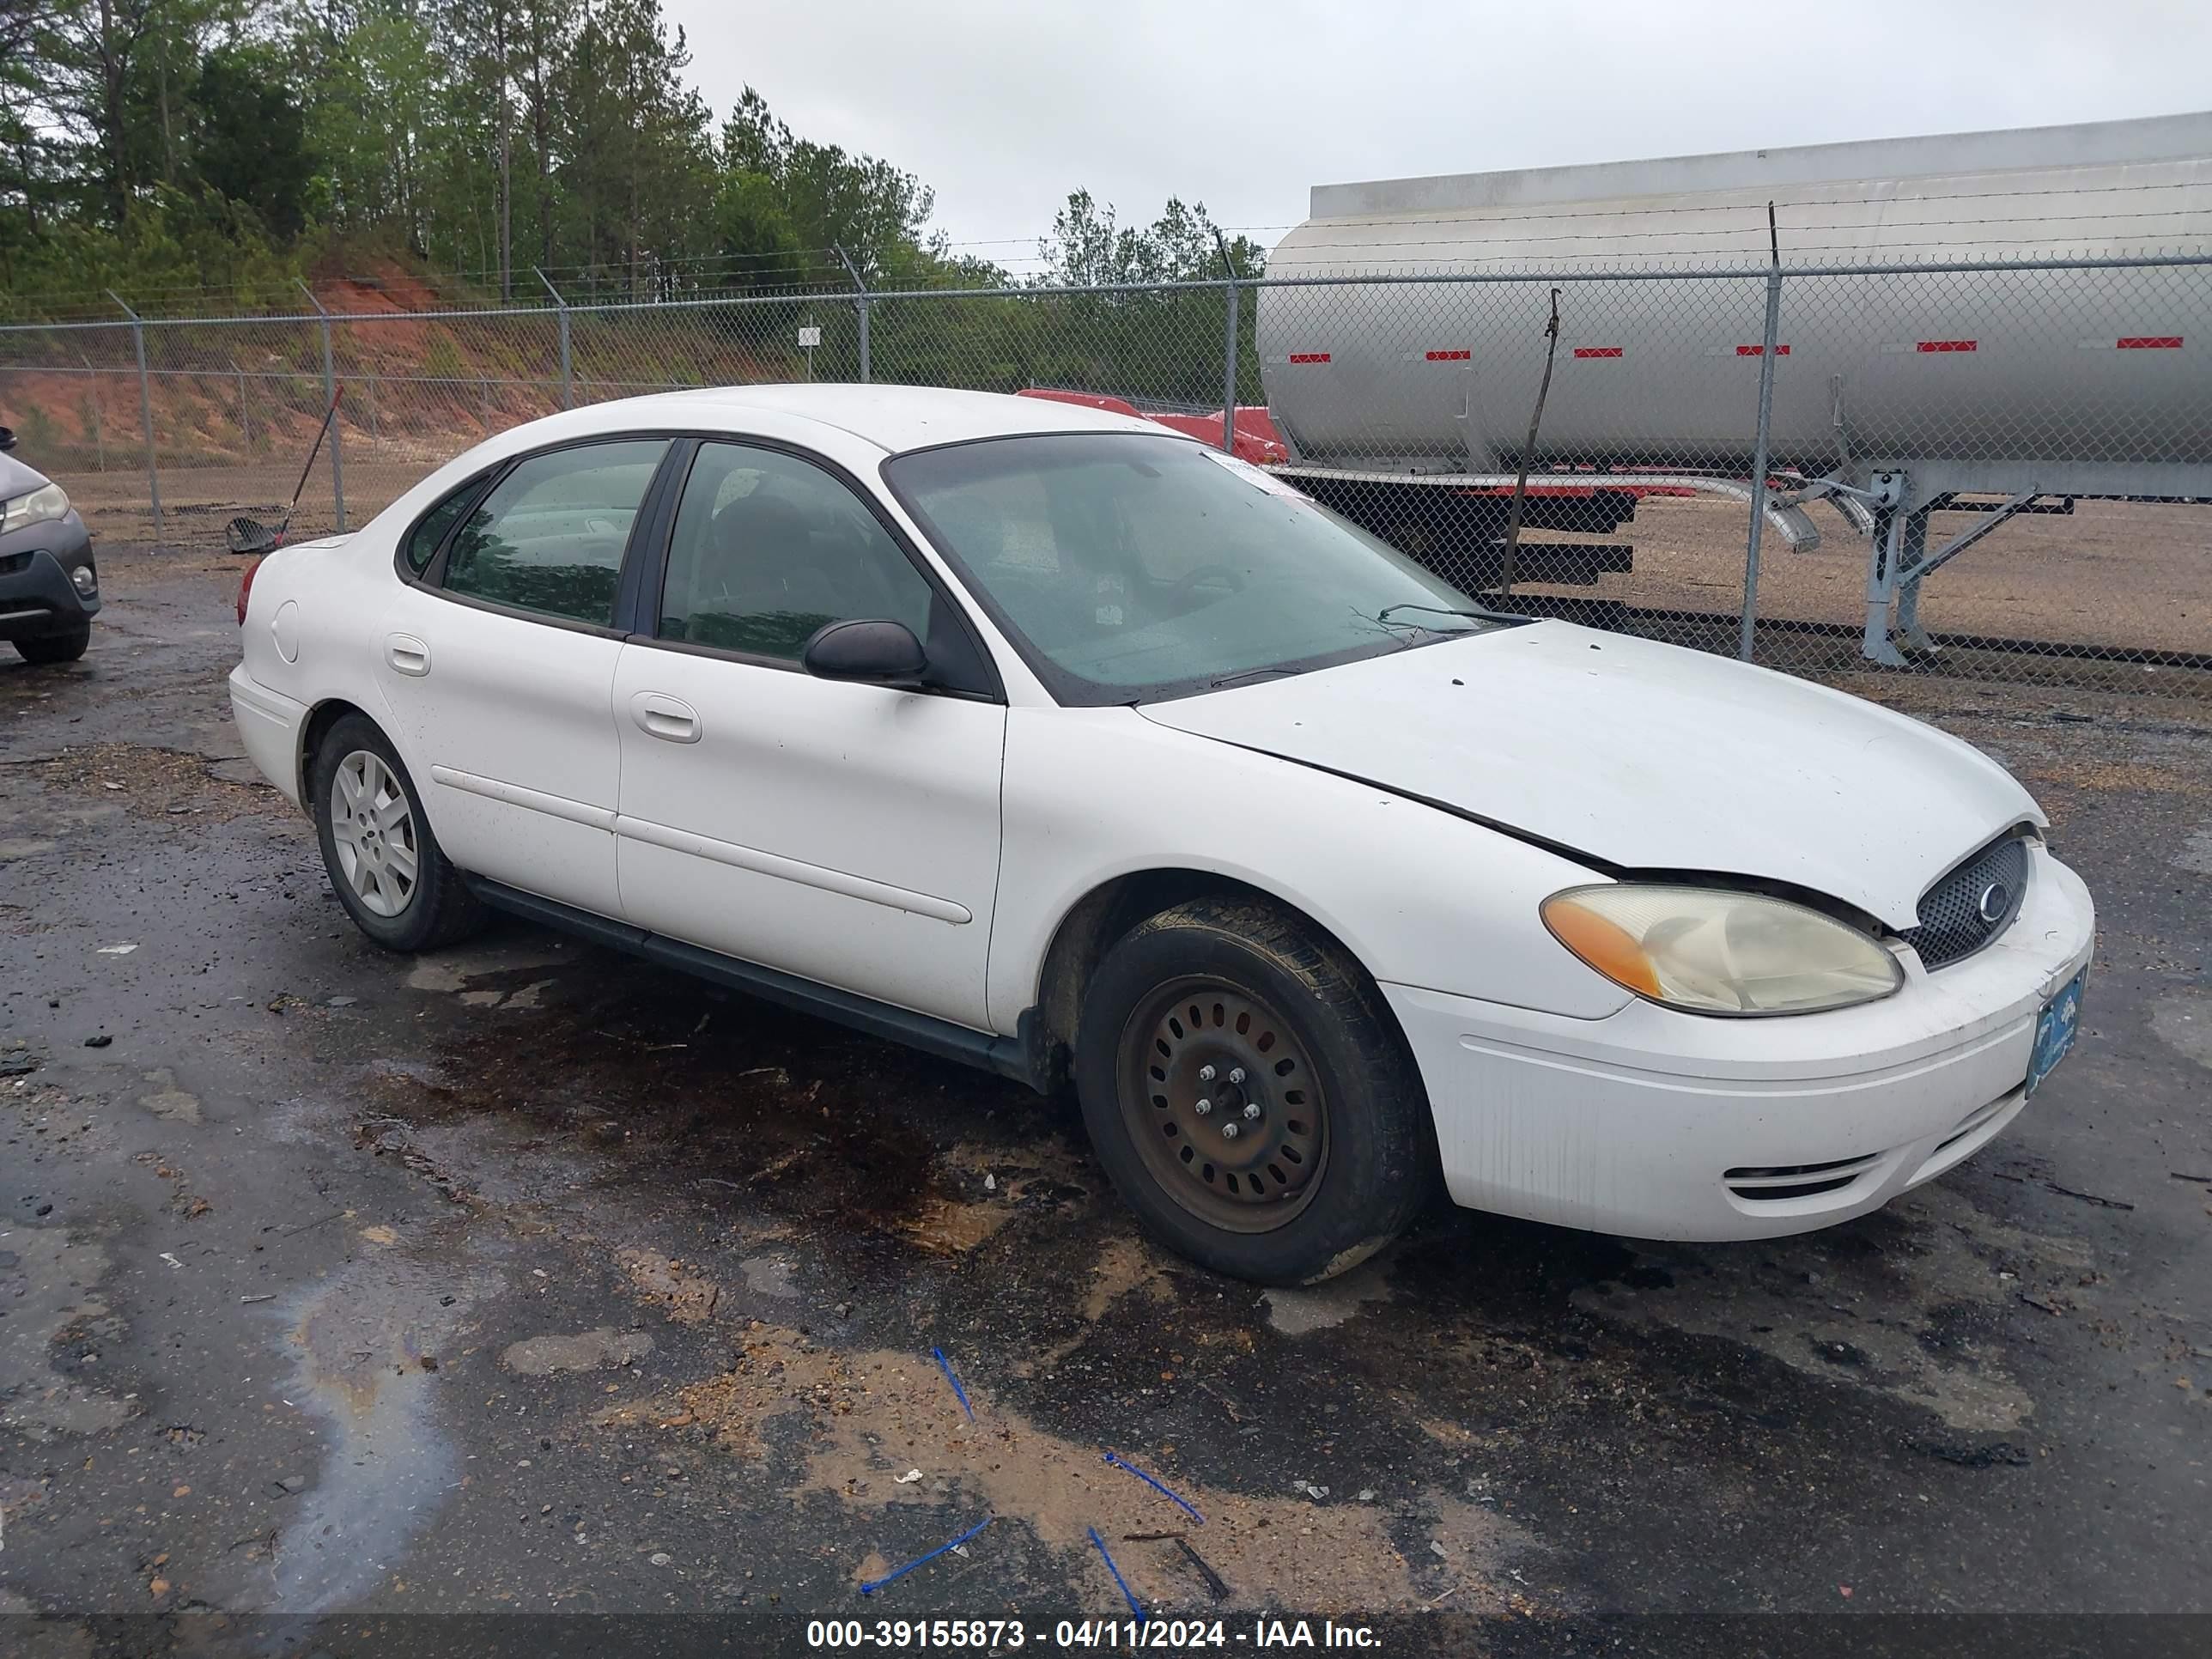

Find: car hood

[1137,620,2041,929]
[0,450,52,499]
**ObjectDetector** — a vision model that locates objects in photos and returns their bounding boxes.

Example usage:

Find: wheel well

[1031,869,1389,1088]
[298,697,374,805]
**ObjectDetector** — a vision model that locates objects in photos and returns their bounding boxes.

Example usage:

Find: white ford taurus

[229,385,2094,1284]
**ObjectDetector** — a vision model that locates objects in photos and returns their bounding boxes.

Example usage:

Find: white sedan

[228,386,2094,1284]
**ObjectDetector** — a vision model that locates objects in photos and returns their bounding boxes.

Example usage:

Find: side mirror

[225,516,278,556]
[801,618,927,684]
[0,427,16,453]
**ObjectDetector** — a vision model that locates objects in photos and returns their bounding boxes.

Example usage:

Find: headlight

[0,481,70,536]
[1542,883,1904,1016]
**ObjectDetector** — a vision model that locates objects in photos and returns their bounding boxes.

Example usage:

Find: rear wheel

[14,624,89,665]
[309,714,485,951]
[1073,895,1435,1285]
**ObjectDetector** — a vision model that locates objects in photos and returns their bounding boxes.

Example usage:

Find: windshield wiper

[1207,665,1303,690]
[1376,601,1490,629]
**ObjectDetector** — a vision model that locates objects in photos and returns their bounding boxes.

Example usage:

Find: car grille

[1899,833,2029,970]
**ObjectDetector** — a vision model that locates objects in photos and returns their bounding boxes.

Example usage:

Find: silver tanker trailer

[1258,112,2212,661]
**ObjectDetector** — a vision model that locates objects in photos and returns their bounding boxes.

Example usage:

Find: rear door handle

[629,690,701,744]
[386,634,430,677]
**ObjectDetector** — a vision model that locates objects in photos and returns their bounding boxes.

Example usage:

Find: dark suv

[0,426,99,664]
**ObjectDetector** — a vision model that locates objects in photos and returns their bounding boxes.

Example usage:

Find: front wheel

[14,624,90,665]
[1073,895,1437,1285]
[308,713,485,951]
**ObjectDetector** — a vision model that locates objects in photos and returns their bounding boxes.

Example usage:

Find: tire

[14,624,90,665]
[308,713,486,952]
[1073,895,1437,1285]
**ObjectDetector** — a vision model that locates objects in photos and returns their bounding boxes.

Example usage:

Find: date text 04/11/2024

[1059,1624,1380,1650]
[805,1619,1383,1649]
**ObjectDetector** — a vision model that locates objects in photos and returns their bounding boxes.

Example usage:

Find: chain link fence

[3,256,2207,696]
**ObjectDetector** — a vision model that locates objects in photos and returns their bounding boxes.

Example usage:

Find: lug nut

[1222,1121,1241,1139]
[1229,1066,1247,1084]
[1194,1098,1212,1115]
[1197,1064,1217,1082]
[1243,1103,1261,1120]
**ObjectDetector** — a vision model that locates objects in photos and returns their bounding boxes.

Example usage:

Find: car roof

[585,383,1177,456]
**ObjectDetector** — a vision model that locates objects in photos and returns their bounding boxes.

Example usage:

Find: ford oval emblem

[1977,882,2011,923]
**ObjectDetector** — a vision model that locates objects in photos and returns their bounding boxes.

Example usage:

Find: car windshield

[884,433,1504,704]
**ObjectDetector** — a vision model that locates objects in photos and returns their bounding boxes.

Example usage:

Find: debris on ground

[1175,1536,1231,1600]
[931,1346,975,1419]
[859,1516,995,1595]
[1103,1451,1205,1523]
[2045,1182,2136,1211]
[1088,1526,1145,1620]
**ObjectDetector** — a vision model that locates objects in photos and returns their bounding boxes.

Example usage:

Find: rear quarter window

[403,477,485,574]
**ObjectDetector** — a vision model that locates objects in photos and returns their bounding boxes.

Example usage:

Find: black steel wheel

[1075,893,1437,1285]
[1118,977,1328,1234]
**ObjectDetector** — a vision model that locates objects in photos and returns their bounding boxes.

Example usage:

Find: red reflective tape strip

[2117,336,2183,349]
[1917,339,1977,352]
[1287,352,1330,364]
[1735,343,1790,356]
[1424,349,1471,361]
[1573,346,1624,359]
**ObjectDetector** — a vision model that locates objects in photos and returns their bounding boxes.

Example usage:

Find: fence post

[836,245,870,383]
[76,350,105,471]
[106,291,162,532]
[296,279,346,531]
[1738,209,1784,662]
[230,357,250,453]
[368,376,380,452]
[1214,229,1241,453]
[535,265,573,408]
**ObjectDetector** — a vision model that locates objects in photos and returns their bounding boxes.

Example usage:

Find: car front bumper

[228,665,310,809]
[0,513,99,640]
[1383,842,2095,1240]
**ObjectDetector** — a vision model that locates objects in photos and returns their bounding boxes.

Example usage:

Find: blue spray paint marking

[1088,1526,1146,1624]
[859,1516,994,1595]
[931,1346,974,1419]
[1102,1451,1205,1525]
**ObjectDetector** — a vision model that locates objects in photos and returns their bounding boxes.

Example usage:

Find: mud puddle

[357,938,1095,1268]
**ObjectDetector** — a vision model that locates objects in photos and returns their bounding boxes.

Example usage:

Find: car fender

[988,705,1635,1034]
[236,532,417,801]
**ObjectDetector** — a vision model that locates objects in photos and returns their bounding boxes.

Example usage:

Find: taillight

[236,556,263,626]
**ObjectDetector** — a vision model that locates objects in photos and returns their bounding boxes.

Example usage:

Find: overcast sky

[665,0,2209,264]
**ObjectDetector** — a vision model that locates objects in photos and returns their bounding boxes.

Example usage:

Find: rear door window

[441,440,669,626]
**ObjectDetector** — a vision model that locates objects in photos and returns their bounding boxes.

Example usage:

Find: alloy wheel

[329,750,420,918]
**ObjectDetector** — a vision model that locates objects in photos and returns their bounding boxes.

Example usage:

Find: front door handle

[386,634,430,677]
[629,690,701,744]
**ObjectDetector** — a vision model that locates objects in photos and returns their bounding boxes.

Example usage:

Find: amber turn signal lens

[1541,895,1663,997]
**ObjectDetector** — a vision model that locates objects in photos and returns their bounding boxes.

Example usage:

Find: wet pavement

[3,544,2209,1655]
